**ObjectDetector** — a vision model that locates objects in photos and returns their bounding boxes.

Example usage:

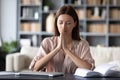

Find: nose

[62,23,66,30]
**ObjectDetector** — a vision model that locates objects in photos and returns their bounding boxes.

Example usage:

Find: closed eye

[66,22,71,25]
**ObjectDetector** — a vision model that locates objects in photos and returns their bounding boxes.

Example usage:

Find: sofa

[6,46,120,72]
[6,46,39,71]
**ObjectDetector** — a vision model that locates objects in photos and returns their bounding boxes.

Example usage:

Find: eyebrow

[58,20,72,22]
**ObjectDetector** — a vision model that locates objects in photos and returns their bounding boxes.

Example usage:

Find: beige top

[29,36,94,74]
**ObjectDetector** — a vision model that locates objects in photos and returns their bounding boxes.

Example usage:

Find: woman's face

[57,14,76,35]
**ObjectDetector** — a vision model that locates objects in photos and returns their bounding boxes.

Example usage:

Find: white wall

[1,0,17,42]
[0,0,2,46]
[0,0,1,35]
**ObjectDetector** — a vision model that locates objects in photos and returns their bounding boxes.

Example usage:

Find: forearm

[64,49,92,69]
[33,48,60,71]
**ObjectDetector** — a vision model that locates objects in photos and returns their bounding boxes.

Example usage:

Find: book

[74,63,117,77]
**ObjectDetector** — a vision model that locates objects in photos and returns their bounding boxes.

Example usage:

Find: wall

[0,0,1,34]
[1,0,17,42]
[0,0,1,46]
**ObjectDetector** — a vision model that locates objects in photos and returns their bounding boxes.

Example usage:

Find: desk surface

[0,70,120,80]
[0,74,120,80]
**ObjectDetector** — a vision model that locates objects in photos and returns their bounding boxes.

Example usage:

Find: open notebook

[74,63,117,77]
[0,71,64,78]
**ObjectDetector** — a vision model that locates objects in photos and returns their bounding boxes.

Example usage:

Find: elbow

[85,63,93,70]
[78,62,92,70]
[33,62,45,71]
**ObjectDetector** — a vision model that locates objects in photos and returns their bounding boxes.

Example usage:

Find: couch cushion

[90,46,113,66]
[112,47,120,61]
[20,46,39,60]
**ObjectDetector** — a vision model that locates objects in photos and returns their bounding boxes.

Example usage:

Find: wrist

[54,47,60,52]
[64,48,70,54]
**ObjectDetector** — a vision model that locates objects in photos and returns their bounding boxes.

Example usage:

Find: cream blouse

[29,36,94,74]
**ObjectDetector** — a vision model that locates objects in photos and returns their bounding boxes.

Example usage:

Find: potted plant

[0,41,19,54]
[0,41,19,71]
[43,1,51,12]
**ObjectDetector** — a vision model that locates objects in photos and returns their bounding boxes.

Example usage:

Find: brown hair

[54,5,80,41]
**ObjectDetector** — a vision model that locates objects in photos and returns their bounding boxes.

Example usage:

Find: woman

[29,5,94,74]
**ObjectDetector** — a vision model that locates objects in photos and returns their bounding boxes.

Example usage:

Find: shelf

[21,4,40,7]
[19,31,53,35]
[39,31,53,35]
[86,33,107,36]
[20,18,39,22]
[87,19,106,23]
[109,33,120,36]
[109,20,120,23]
[19,31,40,35]
[86,5,106,8]
[17,0,120,47]
[109,5,120,8]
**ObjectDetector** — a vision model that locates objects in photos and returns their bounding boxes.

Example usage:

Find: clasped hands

[56,33,71,54]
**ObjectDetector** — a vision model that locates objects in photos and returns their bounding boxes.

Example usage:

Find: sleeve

[29,38,51,70]
[79,40,95,70]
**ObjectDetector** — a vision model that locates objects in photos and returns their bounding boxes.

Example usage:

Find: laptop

[16,71,64,78]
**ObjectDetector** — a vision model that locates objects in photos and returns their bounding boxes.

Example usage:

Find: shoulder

[73,38,90,51]
[40,36,58,51]
[75,37,89,47]
[41,36,58,44]
[80,38,89,46]
[72,38,90,52]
